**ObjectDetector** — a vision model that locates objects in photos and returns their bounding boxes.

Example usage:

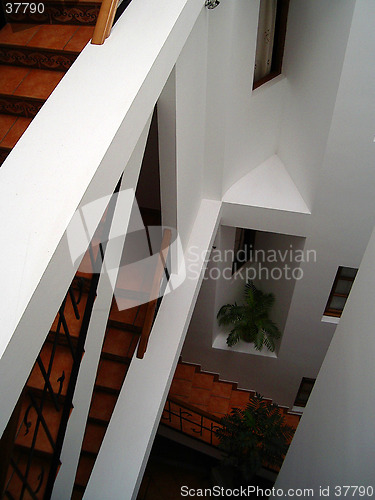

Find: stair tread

[0,65,64,100]
[74,453,96,490]
[4,448,53,499]
[15,396,63,455]
[15,68,64,99]
[0,114,32,148]
[0,65,30,93]
[0,23,40,46]
[0,23,94,51]
[0,113,17,140]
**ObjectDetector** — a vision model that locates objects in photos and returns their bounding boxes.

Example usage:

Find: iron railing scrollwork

[162,396,223,448]
[1,178,123,500]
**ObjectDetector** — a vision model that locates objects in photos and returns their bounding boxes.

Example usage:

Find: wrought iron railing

[137,228,172,359]
[1,179,122,500]
[1,278,85,500]
[161,395,223,448]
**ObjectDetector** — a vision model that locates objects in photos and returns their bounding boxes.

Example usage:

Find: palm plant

[217,281,281,351]
[215,394,293,482]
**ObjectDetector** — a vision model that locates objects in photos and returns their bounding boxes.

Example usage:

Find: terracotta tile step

[81,420,107,454]
[0,113,31,144]
[23,386,68,409]
[107,319,142,334]
[0,44,79,71]
[0,92,44,117]
[102,326,140,359]
[74,451,96,489]
[0,23,94,53]
[0,146,11,165]
[88,389,117,422]
[0,65,65,118]
[15,394,66,455]
[0,113,31,164]
[46,330,79,350]
[72,485,85,500]
[50,289,89,338]
[109,301,148,328]
[96,357,129,391]
[3,447,52,499]
[0,63,64,96]
[27,343,74,397]
[5,2,101,27]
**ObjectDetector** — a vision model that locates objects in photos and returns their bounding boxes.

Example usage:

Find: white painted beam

[0,0,205,436]
[84,199,221,500]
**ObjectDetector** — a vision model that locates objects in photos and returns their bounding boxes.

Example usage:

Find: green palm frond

[218,281,281,352]
[215,394,294,480]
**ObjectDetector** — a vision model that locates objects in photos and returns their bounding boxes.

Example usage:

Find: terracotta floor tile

[192,372,214,390]
[169,378,192,398]
[102,327,138,358]
[16,399,60,454]
[1,117,32,148]
[89,392,117,421]
[81,423,106,454]
[13,68,64,99]
[96,359,127,391]
[174,363,196,381]
[75,455,95,487]
[51,292,87,338]
[0,23,41,45]
[64,26,94,52]
[211,380,233,399]
[208,395,230,415]
[190,403,209,413]
[229,389,251,409]
[0,115,17,142]
[0,66,30,93]
[27,342,73,396]
[189,387,211,406]
[27,24,79,50]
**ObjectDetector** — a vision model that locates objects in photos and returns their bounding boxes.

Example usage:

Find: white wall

[278,0,356,208]
[276,223,375,489]
[203,0,288,197]
[183,225,306,394]
[183,0,375,409]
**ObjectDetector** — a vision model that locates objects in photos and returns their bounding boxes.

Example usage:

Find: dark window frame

[324,266,358,318]
[294,377,316,408]
[253,0,290,90]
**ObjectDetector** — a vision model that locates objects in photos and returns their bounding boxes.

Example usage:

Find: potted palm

[215,394,293,484]
[217,281,281,351]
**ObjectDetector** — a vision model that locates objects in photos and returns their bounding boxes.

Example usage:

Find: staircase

[169,361,301,426]
[0,0,100,166]
[0,275,92,499]
[0,204,167,498]
[162,360,301,459]
[71,302,147,499]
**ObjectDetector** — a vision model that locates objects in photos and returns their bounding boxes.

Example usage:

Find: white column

[276,223,375,488]
[84,199,221,500]
[51,116,152,500]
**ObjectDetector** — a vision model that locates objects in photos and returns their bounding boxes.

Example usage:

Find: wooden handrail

[91,0,120,45]
[136,229,172,359]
